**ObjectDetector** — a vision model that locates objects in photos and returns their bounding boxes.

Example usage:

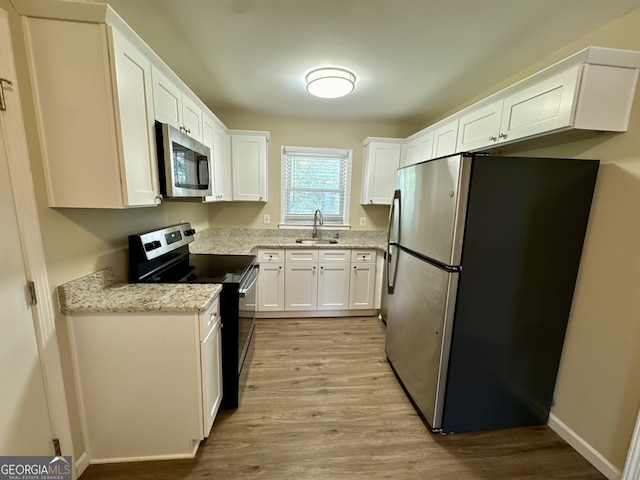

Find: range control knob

[184,228,196,237]
[144,240,161,252]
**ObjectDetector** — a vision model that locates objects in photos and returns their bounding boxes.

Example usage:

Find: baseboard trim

[75,451,90,478]
[548,413,621,480]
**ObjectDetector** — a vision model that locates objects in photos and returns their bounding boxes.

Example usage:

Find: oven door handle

[239,264,259,297]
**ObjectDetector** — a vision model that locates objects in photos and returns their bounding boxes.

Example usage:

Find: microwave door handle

[197,155,210,186]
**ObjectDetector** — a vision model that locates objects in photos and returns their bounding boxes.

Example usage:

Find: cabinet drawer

[319,250,350,263]
[350,250,377,263]
[286,249,319,263]
[258,249,285,263]
[200,296,220,340]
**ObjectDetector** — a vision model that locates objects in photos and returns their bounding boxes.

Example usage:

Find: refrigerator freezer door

[385,248,459,430]
[396,154,470,266]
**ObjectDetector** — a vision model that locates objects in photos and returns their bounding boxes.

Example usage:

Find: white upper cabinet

[456,49,640,152]
[458,66,582,151]
[152,67,203,142]
[456,99,504,152]
[402,130,435,167]
[433,118,459,158]
[360,138,402,205]
[25,18,160,208]
[202,112,231,202]
[398,47,640,159]
[230,132,269,202]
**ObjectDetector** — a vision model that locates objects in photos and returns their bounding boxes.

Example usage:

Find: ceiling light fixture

[305,68,356,99]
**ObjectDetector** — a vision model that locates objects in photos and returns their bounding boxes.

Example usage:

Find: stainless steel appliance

[129,222,258,409]
[155,121,212,198]
[386,153,599,433]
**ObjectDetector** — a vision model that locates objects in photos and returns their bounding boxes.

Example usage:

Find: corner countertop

[58,268,222,315]
[189,227,387,255]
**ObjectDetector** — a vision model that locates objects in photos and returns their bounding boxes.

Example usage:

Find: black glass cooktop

[148,254,256,284]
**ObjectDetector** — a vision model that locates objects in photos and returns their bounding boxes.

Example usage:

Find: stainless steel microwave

[155,121,212,198]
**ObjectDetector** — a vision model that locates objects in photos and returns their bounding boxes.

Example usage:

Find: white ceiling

[97,0,640,127]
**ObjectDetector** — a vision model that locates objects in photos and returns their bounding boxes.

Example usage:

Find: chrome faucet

[312,209,323,238]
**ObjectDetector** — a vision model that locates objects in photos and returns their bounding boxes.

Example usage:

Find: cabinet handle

[278,266,282,270]
[313,266,316,270]
[499,132,507,139]
[354,265,357,269]
[187,129,192,134]
[489,135,497,141]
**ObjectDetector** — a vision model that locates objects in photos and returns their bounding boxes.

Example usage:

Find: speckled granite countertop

[190,227,387,255]
[58,268,222,315]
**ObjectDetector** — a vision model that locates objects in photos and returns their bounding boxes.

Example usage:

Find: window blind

[282,146,351,225]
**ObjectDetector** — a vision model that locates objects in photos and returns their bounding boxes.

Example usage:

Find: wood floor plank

[80,317,605,479]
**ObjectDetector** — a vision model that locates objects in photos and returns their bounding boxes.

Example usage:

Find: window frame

[280,145,352,228]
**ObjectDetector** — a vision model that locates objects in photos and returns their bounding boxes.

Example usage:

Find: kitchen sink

[295,238,338,245]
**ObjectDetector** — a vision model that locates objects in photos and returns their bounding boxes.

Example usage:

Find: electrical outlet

[263,214,271,225]
[359,216,366,227]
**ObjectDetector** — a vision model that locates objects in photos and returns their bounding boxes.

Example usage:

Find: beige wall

[211,114,412,231]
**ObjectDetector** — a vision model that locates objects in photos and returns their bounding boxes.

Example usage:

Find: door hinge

[52,438,62,456]
[26,281,37,306]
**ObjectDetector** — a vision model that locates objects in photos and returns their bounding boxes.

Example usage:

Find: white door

[0,94,54,455]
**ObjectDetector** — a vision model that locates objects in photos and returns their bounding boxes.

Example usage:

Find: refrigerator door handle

[387,189,401,294]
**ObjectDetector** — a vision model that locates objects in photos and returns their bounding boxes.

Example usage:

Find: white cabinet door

[111,28,159,207]
[201,319,222,437]
[403,138,422,166]
[181,94,203,142]
[284,263,318,310]
[500,64,582,143]
[152,67,202,142]
[433,119,459,158]
[151,67,182,129]
[202,114,232,202]
[258,262,285,311]
[457,99,503,151]
[231,135,268,201]
[213,127,231,201]
[361,141,401,205]
[349,263,376,309]
[419,131,435,162]
[317,263,350,310]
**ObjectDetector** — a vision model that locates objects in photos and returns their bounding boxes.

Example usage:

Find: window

[281,146,352,226]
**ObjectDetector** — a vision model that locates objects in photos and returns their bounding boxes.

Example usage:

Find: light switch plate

[359,216,366,227]
[263,214,271,224]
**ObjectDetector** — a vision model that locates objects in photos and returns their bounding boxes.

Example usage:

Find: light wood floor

[81,317,605,479]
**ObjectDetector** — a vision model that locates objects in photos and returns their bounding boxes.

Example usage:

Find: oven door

[238,263,259,372]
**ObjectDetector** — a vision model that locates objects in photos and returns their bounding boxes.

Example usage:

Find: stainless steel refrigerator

[385,153,598,433]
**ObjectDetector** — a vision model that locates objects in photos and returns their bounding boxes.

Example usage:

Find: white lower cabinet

[257,249,285,311]
[67,295,221,462]
[349,250,377,309]
[257,248,378,314]
[284,249,319,311]
[317,250,350,310]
